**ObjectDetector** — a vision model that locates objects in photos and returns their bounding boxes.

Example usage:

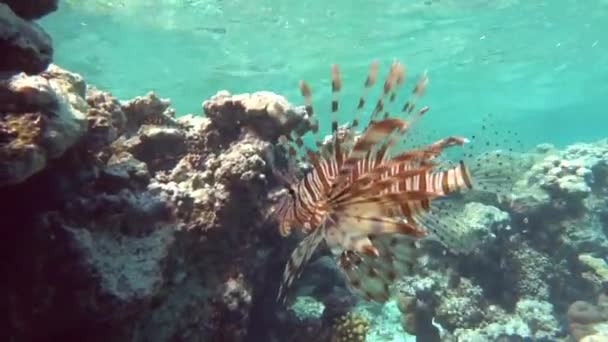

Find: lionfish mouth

[271,60,518,304]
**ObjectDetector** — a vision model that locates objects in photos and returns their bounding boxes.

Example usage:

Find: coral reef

[2,57,608,342]
[0,64,313,342]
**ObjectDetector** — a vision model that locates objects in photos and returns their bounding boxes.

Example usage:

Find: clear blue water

[41,1,608,149]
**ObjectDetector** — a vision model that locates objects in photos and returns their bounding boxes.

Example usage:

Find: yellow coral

[331,312,370,342]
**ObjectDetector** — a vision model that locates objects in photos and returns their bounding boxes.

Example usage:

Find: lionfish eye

[287,187,296,197]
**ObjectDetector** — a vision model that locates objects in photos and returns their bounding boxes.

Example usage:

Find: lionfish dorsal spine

[369,61,400,122]
[352,61,379,128]
[330,64,342,134]
[297,80,324,150]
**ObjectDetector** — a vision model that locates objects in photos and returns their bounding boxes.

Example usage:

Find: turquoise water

[41,1,608,149]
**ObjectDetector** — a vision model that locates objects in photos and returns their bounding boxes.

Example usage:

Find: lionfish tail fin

[466,150,517,198]
[457,112,523,198]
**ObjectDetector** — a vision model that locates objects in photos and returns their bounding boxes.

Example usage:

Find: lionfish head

[272,187,297,237]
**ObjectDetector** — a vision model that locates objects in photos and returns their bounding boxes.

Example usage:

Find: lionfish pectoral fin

[338,250,392,303]
[276,226,325,304]
[338,234,419,303]
[372,234,420,267]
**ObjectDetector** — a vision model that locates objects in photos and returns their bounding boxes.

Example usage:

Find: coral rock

[122,125,186,173]
[210,136,269,185]
[0,3,53,75]
[0,0,58,20]
[85,87,127,149]
[331,312,370,342]
[100,151,150,190]
[66,223,175,301]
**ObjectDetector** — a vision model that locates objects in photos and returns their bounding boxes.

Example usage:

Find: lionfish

[268,60,515,304]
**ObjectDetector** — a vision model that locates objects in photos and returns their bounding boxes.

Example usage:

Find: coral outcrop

[203,90,312,142]
[510,141,608,218]
[0,65,87,186]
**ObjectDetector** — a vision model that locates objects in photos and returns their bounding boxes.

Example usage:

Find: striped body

[274,132,473,239]
[272,60,488,304]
